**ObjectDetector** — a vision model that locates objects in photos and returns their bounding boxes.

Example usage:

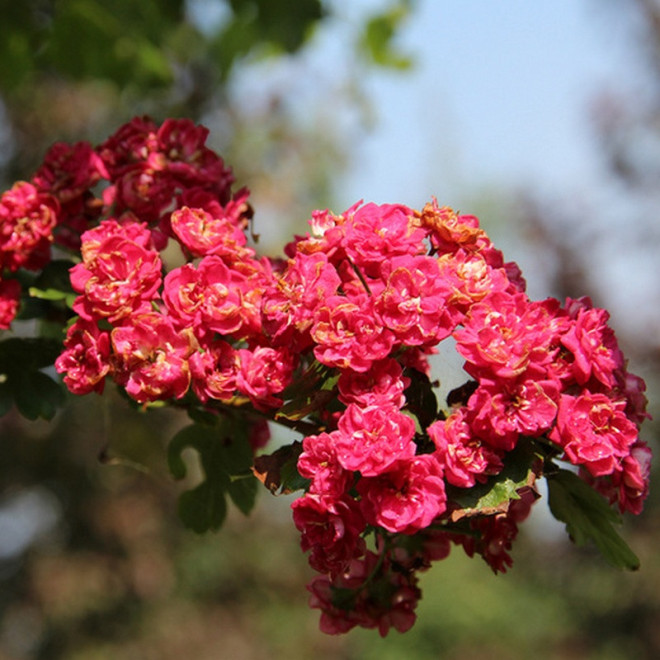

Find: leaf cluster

[167,418,258,533]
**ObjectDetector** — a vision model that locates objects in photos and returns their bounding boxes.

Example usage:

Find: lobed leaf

[167,419,258,533]
[547,468,640,571]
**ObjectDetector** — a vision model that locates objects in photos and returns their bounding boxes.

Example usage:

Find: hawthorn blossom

[342,202,425,277]
[307,552,420,636]
[55,318,111,395]
[292,494,367,575]
[335,403,416,476]
[358,454,447,534]
[189,339,238,403]
[337,358,410,408]
[377,254,455,345]
[170,201,250,260]
[111,312,194,403]
[262,251,341,348]
[455,292,558,381]
[428,409,503,487]
[0,182,59,272]
[312,294,395,372]
[467,376,560,450]
[0,279,21,330]
[550,392,638,477]
[297,431,353,498]
[235,345,295,410]
[560,301,623,388]
[418,198,487,253]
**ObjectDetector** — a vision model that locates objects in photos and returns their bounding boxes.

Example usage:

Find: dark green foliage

[0,337,66,420]
[167,419,258,533]
[547,468,640,571]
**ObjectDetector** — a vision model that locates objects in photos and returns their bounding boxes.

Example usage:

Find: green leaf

[34,259,76,294]
[0,335,67,420]
[403,368,438,431]
[446,442,539,520]
[167,419,258,532]
[179,481,228,534]
[547,469,640,571]
[228,473,259,515]
[0,382,13,417]
[28,287,74,303]
[359,2,414,70]
[0,337,63,374]
[13,371,66,421]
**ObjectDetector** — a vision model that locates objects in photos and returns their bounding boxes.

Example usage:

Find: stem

[349,260,372,296]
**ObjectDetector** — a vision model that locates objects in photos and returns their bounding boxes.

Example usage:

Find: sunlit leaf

[447,442,540,521]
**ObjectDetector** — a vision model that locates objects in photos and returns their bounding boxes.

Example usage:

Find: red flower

[428,409,503,487]
[111,313,194,403]
[312,294,394,372]
[0,182,59,272]
[377,255,454,345]
[292,494,366,575]
[0,279,21,330]
[56,319,111,395]
[550,392,638,477]
[335,403,416,476]
[358,454,447,534]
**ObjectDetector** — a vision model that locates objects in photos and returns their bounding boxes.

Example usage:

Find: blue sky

[337,0,642,208]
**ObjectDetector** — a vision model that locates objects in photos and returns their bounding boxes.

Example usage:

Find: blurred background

[1,1,659,658]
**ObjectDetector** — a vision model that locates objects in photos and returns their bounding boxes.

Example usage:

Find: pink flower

[0,182,59,272]
[561,301,623,388]
[467,377,559,450]
[428,409,503,487]
[342,202,425,277]
[419,199,487,253]
[111,312,194,403]
[437,248,510,316]
[616,369,651,426]
[197,255,268,340]
[377,255,454,345]
[586,441,652,515]
[0,279,21,330]
[458,488,536,573]
[312,294,395,372]
[33,141,108,203]
[358,454,447,534]
[616,442,652,514]
[262,251,341,348]
[70,219,162,322]
[549,392,639,477]
[152,118,234,192]
[335,403,416,476]
[55,319,111,395]
[298,431,353,498]
[189,339,238,403]
[235,345,295,410]
[170,204,249,259]
[307,552,420,636]
[337,358,409,408]
[292,494,366,575]
[455,292,557,381]
[71,235,162,322]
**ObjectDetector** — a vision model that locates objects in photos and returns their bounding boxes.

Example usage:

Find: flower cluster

[262,200,651,634]
[0,117,652,637]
